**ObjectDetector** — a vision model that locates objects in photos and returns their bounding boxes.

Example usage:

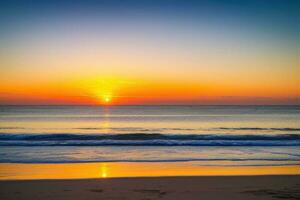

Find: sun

[94,91,113,105]
[102,95,112,104]
[104,96,110,102]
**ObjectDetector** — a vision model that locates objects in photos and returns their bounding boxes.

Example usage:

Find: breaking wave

[0,133,299,146]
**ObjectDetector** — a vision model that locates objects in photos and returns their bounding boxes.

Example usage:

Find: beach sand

[0,175,299,200]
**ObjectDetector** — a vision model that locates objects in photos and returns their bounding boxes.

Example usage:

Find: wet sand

[1,162,300,180]
[0,175,300,200]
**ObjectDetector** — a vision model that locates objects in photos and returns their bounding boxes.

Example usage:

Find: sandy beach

[0,175,300,200]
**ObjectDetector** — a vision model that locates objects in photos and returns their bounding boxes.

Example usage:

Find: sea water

[0,105,299,166]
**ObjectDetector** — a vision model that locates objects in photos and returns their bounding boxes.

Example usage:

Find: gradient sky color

[0,0,299,105]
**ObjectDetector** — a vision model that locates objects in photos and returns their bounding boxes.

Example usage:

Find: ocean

[0,105,300,166]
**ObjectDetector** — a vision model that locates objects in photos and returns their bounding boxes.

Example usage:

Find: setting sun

[103,95,111,103]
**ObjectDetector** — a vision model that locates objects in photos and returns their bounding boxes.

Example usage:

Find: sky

[0,0,299,105]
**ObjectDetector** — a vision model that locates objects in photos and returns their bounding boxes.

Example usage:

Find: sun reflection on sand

[100,164,108,178]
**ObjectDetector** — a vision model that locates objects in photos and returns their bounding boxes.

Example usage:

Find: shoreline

[1,175,299,199]
[0,174,300,181]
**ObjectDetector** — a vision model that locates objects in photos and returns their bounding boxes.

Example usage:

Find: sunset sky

[0,0,299,105]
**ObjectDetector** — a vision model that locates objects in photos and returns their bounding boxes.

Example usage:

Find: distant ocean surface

[0,105,300,166]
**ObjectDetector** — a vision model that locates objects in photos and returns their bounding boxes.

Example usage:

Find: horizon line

[0,104,299,106]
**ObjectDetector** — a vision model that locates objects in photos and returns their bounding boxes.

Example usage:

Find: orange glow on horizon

[0,76,299,105]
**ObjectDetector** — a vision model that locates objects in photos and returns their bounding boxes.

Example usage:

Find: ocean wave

[0,133,299,146]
